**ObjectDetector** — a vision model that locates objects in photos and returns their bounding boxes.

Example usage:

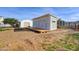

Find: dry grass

[42,32,79,51]
[0,29,78,51]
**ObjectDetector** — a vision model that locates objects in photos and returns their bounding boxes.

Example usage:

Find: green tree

[3,18,20,28]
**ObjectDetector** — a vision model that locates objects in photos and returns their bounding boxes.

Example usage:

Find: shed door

[52,21,56,29]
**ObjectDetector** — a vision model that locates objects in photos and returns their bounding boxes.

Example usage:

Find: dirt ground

[0,29,77,51]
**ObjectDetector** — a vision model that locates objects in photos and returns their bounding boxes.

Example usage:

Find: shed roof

[33,13,59,20]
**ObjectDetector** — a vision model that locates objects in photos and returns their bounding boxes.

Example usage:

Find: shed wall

[33,16,50,30]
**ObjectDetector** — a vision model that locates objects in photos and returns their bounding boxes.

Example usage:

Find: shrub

[0,28,5,31]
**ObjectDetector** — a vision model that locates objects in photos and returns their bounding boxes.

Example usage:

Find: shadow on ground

[14,28,40,33]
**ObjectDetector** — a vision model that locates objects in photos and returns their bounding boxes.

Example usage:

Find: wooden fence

[57,20,79,31]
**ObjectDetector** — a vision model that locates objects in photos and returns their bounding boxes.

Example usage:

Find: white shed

[20,20,33,28]
[33,14,58,30]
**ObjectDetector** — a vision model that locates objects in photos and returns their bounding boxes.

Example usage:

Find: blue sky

[0,7,79,22]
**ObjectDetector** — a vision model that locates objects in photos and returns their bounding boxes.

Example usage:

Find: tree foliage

[3,18,20,27]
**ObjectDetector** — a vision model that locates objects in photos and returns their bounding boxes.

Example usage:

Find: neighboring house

[0,16,4,25]
[0,16,11,27]
[0,24,11,27]
[33,14,58,30]
[20,20,33,28]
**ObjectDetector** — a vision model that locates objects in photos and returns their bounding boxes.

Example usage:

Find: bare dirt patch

[0,29,77,51]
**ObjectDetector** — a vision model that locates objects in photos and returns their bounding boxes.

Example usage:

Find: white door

[52,21,56,29]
